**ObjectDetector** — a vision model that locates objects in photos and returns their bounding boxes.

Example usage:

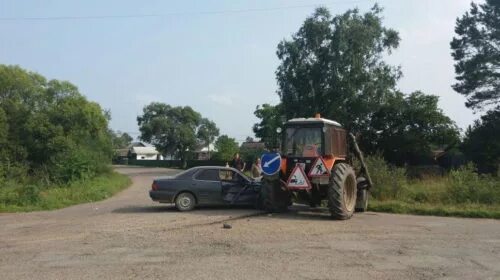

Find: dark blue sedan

[149,166,261,211]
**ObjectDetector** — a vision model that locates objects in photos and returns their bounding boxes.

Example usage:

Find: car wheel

[175,192,196,211]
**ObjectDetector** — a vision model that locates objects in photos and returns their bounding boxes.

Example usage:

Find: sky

[0,0,480,142]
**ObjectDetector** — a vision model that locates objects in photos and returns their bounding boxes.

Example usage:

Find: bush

[0,172,130,212]
[50,145,111,183]
[447,164,500,205]
[361,154,407,200]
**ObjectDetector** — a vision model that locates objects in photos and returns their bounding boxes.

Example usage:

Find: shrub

[358,154,407,200]
[447,164,500,205]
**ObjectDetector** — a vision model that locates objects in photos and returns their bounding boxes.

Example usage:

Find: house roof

[131,146,159,155]
[241,141,266,149]
[194,143,217,153]
[127,142,146,149]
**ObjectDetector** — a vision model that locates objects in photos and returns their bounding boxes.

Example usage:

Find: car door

[192,169,223,205]
[220,170,257,205]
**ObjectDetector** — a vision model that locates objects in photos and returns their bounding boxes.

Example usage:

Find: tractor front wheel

[259,177,290,213]
[328,163,357,220]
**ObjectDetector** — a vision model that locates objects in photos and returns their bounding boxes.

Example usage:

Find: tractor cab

[282,115,348,177]
[283,115,347,158]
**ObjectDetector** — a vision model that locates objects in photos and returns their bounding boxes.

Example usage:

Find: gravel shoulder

[0,167,499,280]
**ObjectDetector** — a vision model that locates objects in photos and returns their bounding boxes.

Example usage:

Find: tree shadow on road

[112,204,259,216]
[112,205,177,214]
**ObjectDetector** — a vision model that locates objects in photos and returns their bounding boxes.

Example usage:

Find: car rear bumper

[149,190,175,203]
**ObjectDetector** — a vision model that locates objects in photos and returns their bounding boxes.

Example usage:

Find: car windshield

[285,127,322,157]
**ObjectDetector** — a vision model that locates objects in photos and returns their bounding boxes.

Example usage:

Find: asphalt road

[0,167,499,280]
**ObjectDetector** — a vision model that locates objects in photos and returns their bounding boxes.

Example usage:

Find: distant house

[193,144,217,160]
[113,142,163,161]
[240,141,266,150]
[130,146,163,160]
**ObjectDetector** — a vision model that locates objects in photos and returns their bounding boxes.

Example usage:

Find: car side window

[195,169,219,181]
[219,170,244,182]
[219,170,233,181]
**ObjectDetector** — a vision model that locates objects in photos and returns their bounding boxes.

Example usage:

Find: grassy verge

[0,172,131,212]
[369,199,500,219]
[359,155,500,219]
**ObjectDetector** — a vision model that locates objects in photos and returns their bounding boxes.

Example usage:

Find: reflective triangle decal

[287,165,311,189]
[308,157,331,177]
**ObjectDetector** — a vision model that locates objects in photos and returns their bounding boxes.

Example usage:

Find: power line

[0,0,372,22]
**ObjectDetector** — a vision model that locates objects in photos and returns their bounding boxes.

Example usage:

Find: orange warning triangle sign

[308,157,331,177]
[287,165,311,189]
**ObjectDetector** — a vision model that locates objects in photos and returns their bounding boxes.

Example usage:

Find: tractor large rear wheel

[259,177,290,213]
[328,163,357,220]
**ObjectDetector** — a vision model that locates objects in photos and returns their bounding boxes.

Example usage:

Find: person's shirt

[251,163,262,178]
[231,158,244,170]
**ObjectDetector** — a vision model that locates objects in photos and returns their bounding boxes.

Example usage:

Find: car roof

[188,166,241,172]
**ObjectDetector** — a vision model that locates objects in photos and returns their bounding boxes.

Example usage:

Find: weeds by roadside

[363,155,500,219]
[0,172,131,212]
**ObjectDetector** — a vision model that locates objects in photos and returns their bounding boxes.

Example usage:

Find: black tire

[328,163,357,220]
[355,177,369,212]
[259,177,289,213]
[175,192,196,212]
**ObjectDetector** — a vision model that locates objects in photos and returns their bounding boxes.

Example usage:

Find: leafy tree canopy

[362,91,460,165]
[462,110,500,173]
[253,103,282,149]
[254,6,461,166]
[213,135,239,162]
[451,0,500,111]
[0,65,112,182]
[276,5,400,132]
[137,103,219,166]
[197,118,220,158]
[110,130,133,149]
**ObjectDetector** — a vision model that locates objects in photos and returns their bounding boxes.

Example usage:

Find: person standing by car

[231,153,245,172]
[251,158,262,178]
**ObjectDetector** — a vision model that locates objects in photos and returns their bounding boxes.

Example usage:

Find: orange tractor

[258,114,373,220]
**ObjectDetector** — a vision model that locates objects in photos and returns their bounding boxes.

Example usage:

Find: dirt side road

[0,167,499,280]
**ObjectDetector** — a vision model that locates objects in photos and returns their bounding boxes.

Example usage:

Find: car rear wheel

[175,192,196,211]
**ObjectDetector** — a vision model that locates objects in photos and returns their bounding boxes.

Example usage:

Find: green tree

[451,0,500,111]
[137,103,219,167]
[197,118,220,159]
[275,5,400,132]
[253,104,282,149]
[110,130,133,149]
[362,91,460,165]
[0,65,112,182]
[213,135,239,162]
[462,110,500,174]
[240,144,266,164]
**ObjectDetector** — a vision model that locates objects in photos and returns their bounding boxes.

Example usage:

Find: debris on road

[222,223,232,229]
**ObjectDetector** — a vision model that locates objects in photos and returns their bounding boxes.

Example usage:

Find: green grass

[359,155,500,219]
[369,199,500,219]
[0,172,131,212]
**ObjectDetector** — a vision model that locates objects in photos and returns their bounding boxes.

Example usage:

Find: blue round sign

[261,153,282,176]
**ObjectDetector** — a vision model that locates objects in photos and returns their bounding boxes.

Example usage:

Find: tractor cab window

[285,127,322,157]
